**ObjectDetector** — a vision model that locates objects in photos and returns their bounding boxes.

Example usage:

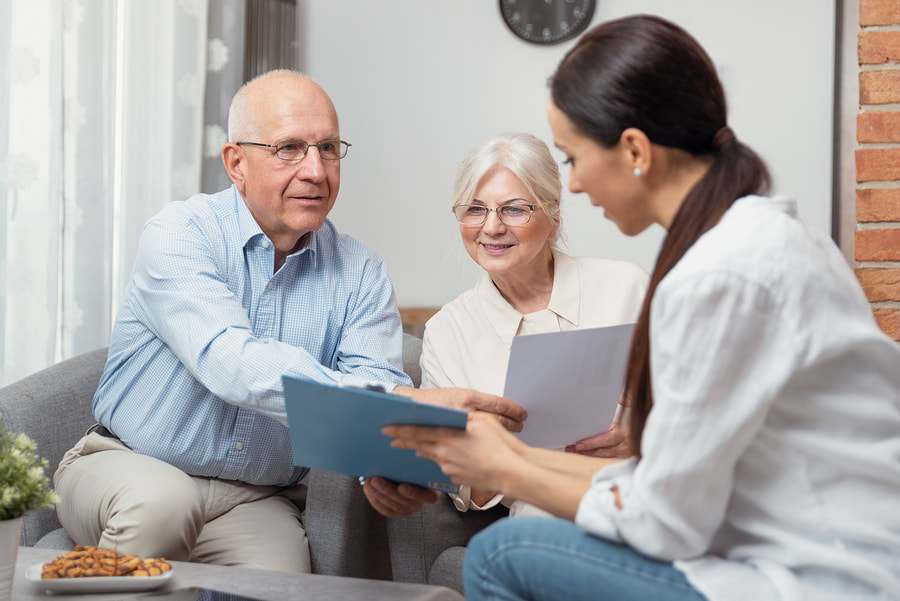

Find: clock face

[499,0,596,45]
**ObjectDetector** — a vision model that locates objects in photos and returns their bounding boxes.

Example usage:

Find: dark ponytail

[550,15,770,456]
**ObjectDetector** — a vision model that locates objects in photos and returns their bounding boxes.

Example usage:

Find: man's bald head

[227,70,338,143]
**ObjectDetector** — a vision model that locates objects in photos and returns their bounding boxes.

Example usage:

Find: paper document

[503,324,635,449]
[282,376,467,492]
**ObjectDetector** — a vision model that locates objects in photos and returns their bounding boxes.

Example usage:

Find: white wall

[299,1,836,307]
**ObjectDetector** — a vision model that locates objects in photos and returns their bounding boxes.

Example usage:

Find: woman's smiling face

[459,166,557,278]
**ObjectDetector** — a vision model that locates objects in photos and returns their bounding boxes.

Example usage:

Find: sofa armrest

[0,348,107,546]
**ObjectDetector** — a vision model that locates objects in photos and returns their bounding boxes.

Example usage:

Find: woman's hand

[385,413,528,494]
[565,421,632,458]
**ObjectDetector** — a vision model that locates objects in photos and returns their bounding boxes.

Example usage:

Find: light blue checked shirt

[92,186,411,486]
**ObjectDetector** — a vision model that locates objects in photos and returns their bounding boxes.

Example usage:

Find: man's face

[230,76,342,252]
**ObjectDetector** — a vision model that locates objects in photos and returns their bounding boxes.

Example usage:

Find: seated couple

[53,70,644,576]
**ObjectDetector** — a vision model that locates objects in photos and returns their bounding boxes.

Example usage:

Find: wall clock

[499,0,597,45]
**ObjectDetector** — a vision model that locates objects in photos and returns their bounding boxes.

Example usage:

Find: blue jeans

[464,517,707,601]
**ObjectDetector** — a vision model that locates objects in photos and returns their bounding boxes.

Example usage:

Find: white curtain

[0,0,246,386]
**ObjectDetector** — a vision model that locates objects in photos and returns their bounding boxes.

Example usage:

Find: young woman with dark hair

[387,14,900,601]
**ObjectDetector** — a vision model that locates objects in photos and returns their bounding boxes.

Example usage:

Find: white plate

[25,562,173,593]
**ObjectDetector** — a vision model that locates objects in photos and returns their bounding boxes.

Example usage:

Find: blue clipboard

[282,375,467,492]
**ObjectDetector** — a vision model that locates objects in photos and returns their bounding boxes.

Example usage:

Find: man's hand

[362,476,441,517]
[394,386,527,432]
[564,421,631,458]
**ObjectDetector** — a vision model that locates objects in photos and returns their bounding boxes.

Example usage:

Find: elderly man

[53,70,524,572]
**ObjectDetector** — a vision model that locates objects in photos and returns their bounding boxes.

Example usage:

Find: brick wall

[856,0,900,339]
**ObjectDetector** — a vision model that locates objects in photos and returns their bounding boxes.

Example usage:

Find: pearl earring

[633,167,643,178]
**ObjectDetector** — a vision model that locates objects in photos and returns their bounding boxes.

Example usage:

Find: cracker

[41,545,172,579]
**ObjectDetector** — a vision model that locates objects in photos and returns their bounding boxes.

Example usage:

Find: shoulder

[657,195,807,312]
[423,283,494,350]
[150,188,234,227]
[569,254,649,285]
[665,195,800,288]
[554,251,649,297]
[311,220,390,285]
[143,189,241,252]
[139,189,239,254]
[314,219,384,262]
[426,285,481,331]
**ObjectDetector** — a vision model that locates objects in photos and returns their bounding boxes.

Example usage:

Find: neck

[651,150,714,230]
[273,233,308,273]
[489,249,555,314]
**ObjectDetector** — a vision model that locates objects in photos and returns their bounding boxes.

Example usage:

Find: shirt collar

[477,274,523,349]
[546,250,581,328]
[234,185,317,255]
[477,249,582,349]
[235,186,265,249]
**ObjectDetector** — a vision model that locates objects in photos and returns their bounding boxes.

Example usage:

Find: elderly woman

[420,132,648,513]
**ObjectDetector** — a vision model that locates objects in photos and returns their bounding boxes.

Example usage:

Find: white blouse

[576,196,900,601]
[421,250,648,511]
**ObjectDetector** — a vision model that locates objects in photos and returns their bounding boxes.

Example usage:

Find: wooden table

[12,546,463,600]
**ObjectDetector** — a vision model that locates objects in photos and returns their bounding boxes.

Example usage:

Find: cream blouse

[420,249,648,511]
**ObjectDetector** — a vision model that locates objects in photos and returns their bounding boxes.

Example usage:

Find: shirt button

[261,240,270,248]
[452,496,467,511]
[235,442,244,451]
[266,283,273,290]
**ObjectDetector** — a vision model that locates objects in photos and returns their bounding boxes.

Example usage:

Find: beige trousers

[53,433,310,573]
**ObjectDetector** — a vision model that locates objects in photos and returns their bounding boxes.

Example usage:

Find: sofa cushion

[0,347,107,546]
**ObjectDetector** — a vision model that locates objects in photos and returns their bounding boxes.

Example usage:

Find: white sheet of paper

[503,323,635,449]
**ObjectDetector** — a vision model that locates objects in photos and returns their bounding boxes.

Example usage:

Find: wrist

[496,452,530,500]
[613,402,631,424]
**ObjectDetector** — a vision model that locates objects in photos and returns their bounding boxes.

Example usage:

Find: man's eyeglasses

[235,139,351,161]
[451,203,536,226]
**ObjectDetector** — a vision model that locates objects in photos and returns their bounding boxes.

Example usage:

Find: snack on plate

[41,545,172,579]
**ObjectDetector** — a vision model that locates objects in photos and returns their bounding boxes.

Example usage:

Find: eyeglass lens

[453,204,533,225]
[277,140,348,160]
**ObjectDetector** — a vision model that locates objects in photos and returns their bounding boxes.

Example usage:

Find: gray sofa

[0,334,506,593]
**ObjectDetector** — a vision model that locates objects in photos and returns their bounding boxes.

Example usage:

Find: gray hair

[227,70,324,142]
[452,132,563,244]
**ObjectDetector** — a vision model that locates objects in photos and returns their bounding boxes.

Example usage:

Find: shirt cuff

[471,492,505,511]
[574,457,637,541]
[575,484,622,541]
[450,485,505,512]
[450,487,471,512]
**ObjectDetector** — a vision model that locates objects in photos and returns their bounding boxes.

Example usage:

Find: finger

[383,424,464,440]
[467,394,528,423]
[371,476,438,508]
[408,441,442,463]
[364,478,418,516]
[388,438,443,464]
[567,445,626,458]
[489,414,525,433]
[371,481,433,515]
[389,437,417,450]
[396,483,441,505]
[571,433,617,450]
[469,410,523,434]
[363,485,401,516]
[572,424,624,447]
